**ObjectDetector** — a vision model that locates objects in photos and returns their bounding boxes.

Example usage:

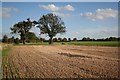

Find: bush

[14,38,19,44]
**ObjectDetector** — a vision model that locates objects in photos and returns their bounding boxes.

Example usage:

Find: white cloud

[75,32,79,34]
[1,7,18,17]
[80,8,118,21]
[52,12,72,17]
[2,7,11,17]
[39,4,75,11]
[78,26,118,39]
[40,4,60,12]
[63,5,75,11]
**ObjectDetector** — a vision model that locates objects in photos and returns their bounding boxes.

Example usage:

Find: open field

[64,41,119,47]
[15,41,119,47]
[2,44,120,78]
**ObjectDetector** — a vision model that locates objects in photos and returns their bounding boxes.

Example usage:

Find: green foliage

[2,35,8,43]
[62,38,67,42]
[25,32,37,43]
[73,38,77,41]
[14,38,20,44]
[68,38,71,42]
[2,45,12,57]
[15,42,49,46]
[10,18,36,44]
[2,35,15,44]
[37,13,66,44]
[53,38,58,42]
[58,38,62,42]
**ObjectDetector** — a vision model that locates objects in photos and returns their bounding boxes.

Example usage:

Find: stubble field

[2,45,120,78]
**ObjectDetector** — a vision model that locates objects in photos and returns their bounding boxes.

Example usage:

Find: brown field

[2,45,120,78]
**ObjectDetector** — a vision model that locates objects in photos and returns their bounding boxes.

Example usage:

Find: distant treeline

[2,35,120,44]
[51,37,120,42]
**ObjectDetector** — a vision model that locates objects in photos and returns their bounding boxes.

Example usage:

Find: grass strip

[63,41,119,47]
[14,41,119,47]
[2,44,12,57]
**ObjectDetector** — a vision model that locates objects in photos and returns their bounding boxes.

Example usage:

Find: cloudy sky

[1,2,118,40]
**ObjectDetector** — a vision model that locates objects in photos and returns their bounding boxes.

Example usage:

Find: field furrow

[2,45,119,78]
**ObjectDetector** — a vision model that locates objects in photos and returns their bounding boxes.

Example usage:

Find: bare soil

[2,45,120,78]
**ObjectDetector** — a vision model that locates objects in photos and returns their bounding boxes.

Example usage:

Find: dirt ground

[2,45,120,78]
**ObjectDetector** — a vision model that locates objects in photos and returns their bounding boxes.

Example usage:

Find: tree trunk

[20,33,25,44]
[20,33,22,41]
[49,37,53,44]
[23,40,25,44]
[23,36,25,44]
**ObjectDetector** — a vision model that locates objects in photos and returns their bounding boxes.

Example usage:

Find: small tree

[26,32,37,43]
[53,38,58,42]
[11,36,15,43]
[39,38,45,42]
[2,35,8,43]
[73,38,77,41]
[58,38,62,42]
[86,37,90,41]
[82,37,86,41]
[62,38,67,42]
[8,38,12,43]
[14,38,19,44]
[37,13,66,44]
[68,38,71,42]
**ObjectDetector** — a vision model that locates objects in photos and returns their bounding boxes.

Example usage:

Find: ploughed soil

[2,45,120,78]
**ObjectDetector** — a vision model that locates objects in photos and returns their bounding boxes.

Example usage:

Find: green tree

[8,38,12,43]
[82,37,86,41]
[73,38,77,41]
[39,38,45,42]
[58,38,62,42]
[37,13,66,44]
[62,38,67,42]
[2,35,8,43]
[14,38,20,44]
[7,36,14,43]
[53,38,58,42]
[10,18,35,44]
[26,32,37,43]
[86,37,90,41]
[11,36,15,43]
[68,38,71,42]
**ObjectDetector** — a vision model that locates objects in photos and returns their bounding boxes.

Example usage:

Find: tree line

[2,35,120,44]
[2,13,120,44]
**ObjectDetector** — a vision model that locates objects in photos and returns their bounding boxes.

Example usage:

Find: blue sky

[1,0,119,2]
[1,2,118,40]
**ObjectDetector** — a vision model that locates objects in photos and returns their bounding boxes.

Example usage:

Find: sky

[1,2,118,40]
[1,0,120,2]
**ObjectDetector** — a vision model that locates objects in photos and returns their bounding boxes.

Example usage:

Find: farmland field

[1,44,120,78]
[16,41,119,47]
[64,41,119,47]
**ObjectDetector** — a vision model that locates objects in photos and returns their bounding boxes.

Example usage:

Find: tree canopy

[10,18,36,44]
[25,32,37,43]
[37,13,66,44]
